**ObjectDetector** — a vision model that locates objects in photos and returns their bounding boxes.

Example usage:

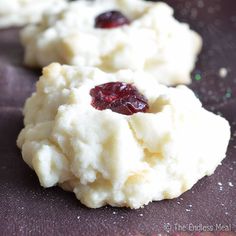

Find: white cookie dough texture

[21,0,202,86]
[0,0,66,28]
[17,63,230,209]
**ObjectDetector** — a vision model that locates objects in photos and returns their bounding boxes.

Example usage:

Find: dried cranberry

[95,10,130,29]
[90,82,149,115]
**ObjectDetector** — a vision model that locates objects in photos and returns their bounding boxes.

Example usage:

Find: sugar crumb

[219,68,228,78]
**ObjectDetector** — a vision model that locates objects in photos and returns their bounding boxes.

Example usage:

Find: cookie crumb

[219,68,228,78]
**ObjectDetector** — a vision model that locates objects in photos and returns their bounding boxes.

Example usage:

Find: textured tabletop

[0,0,235,235]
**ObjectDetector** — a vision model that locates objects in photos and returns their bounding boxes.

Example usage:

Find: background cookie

[0,0,66,28]
[21,0,202,85]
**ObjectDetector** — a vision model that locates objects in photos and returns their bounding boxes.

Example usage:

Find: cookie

[21,0,202,85]
[17,63,230,209]
[0,0,66,28]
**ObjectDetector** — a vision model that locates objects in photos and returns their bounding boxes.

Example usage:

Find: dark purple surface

[0,0,236,235]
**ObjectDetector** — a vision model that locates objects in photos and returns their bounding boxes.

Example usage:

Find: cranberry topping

[95,10,130,29]
[90,82,149,115]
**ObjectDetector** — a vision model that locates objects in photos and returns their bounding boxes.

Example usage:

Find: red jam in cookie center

[95,10,130,29]
[90,82,149,115]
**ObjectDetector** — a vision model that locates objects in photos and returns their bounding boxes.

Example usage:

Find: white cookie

[0,0,66,28]
[21,0,202,85]
[17,63,230,209]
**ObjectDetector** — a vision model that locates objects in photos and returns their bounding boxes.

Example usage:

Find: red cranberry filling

[95,10,130,29]
[90,82,149,115]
